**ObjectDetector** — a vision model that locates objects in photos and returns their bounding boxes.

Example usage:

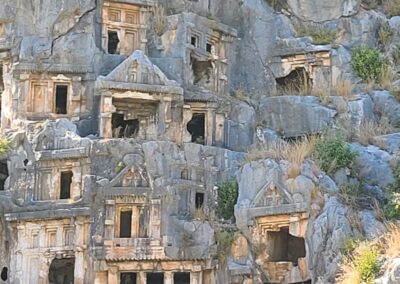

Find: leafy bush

[0,138,10,155]
[341,237,365,254]
[217,178,238,220]
[355,246,380,284]
[315,134,358,174]
[351,46,384,82]
[384,192,400,219]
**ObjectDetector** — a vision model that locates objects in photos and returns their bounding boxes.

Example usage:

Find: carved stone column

[137,271,146,284]
[99,91,113,138]
[108,267,118,284]
[164,271,173,284]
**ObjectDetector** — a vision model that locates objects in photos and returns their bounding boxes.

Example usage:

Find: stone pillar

[131,205,140,238]
[74,219,85,284]
[206,109,215,146]
[164,271,173,284]
[215,113,225,147]
[149,199,161,239]
[182,105,192,143]
[108,267,118,284]
[190,271,201,284]
[158,97,172,136]
[137,271,146,284]
[100,91,113,138]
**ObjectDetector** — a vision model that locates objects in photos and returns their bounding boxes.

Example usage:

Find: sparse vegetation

[380,223,400,258]
[392,45,400,64]
[351,46,384,82]
[384,162,400,219]
[217,178,239,220]
[114,161,126,174]
[378,23,393,49]
[215,230,235,263]
[153,4,167,36]
[0,138,10,156]
[341,237,365,254]
[384,0,400,16]
[315,133,358,174]
[358,117,393,146]
[333,78,354,99]
[246,136,316,166]
[361,0,380,9]
[296,24,336,45]
[337,242,380,284]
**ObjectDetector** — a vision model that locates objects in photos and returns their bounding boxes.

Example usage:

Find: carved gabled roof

[96,50,183,95]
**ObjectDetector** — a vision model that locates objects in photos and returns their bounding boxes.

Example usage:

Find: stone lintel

[4,207,91,221]
[103,187,149,197]
[95,80,184,96]
[248,202,308,219]
[14,62,93,74]
[35,147,89,160]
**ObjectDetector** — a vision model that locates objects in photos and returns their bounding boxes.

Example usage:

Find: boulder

[348,94,374,136]
[286,0,360,22]
[371,91,400,127]
[258,96,336,137]
[351,144,395,187]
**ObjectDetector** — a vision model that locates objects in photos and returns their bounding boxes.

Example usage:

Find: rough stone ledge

[4,207,91,221]
[35,147,89,160]
[95,80,184,96]
[247,202,308,219]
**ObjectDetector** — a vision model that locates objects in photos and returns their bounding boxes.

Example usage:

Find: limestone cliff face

[0,0,399,283]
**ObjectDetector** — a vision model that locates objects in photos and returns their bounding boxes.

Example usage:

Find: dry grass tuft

[380,223,400,258]
[333,78,354,100]
[357,117,393,146]
[234,88,252,105]
[153,4,166,36]
[384,0,400,17]
[378,64,395,90]
[245,136,316,166]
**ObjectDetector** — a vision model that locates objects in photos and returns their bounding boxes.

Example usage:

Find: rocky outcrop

[258,96,336,137]
[286,0,360,22]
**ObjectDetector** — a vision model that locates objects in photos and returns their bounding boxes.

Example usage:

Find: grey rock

[258,96,337,137]
[371,90,400,127]
[351,144,395,187]
[286,0,360,22]
[372,133,400,154]
[358,210,385,239]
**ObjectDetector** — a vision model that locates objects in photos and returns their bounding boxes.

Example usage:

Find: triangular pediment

[99,50,180,87]
[251,181,293,207]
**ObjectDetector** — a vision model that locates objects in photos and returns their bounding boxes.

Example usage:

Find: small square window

[206,43,212,53]
[191,35,199,47]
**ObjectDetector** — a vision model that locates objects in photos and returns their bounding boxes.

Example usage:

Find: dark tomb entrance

[48,258,75,284]
[187,113,205,144]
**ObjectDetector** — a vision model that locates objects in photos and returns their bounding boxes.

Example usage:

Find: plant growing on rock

[392,45,400,64]
[215,230,235,264]
[384,0,400,16]
[0,138,10,156]
[378,23,393,49]
[351,46,384,82]
[217,178,238,220]
[315,133,358,174]
[296,24,336,45]
[337,241,380,284]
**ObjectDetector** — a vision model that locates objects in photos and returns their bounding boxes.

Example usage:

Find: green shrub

[384,192,400,219]
[311,28,337,45]
[351,46,384,82]
[114,161,126,174]
[217,178,238,220]
[315,134,359,174]
[340,183,363,197]
[341,237,365,254]
[0,138,10,155]
[296,24,336,45]
[355,246,380,284]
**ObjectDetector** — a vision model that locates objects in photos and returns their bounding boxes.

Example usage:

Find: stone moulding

[14,62,93,74]
[4,207,91,221]
[35,147,89,160]
[95,80,184,96]
[248,202,309,219]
